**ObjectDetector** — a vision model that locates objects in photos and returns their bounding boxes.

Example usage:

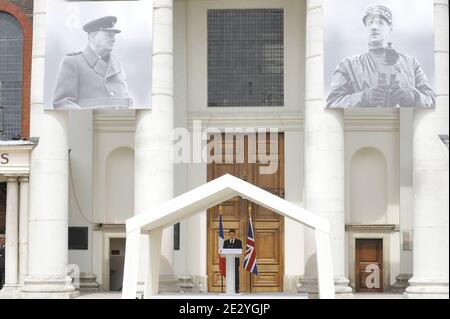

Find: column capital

[5,176,19,183]
[154,0,173,9]
[18,176,29,183]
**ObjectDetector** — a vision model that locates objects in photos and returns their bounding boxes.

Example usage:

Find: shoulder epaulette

[66,51,82,56]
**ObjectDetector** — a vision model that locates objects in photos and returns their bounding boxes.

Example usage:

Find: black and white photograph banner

[324,0,435,109]
[44,0,153,110]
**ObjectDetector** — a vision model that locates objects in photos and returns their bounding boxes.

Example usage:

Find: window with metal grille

[68,227,88,250]
[0,12,23,140]
[208,9,284,107]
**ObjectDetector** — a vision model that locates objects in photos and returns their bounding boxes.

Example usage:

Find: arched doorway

[350,147,388,292]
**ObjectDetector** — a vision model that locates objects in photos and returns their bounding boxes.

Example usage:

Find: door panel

[207,133,284,293]
[356,239,383,292]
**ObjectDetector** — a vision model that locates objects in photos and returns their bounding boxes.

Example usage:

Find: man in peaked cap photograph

[52,15,133,109]
[325,3,436,109]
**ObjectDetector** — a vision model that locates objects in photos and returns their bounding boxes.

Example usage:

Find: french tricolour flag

[218,214,226,277]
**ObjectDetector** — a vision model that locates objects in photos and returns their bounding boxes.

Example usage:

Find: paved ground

[352,293,403,299]
[77,292,404,299]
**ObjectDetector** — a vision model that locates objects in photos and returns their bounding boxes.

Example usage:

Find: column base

[0,284,21,299]
[297,276,353,298]
[19,275,80,299]
[177,275,195,293]
[136,281,145,299]
[284,275,302,293]
[18,291,80,299]
[190,275,207,293]
[403,277,449,299]
[391,273,412,293]
[159,275,182,293]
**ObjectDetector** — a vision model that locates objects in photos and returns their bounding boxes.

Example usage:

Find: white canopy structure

[122,174,335,299]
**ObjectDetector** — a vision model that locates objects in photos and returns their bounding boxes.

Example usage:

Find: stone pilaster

[134,0,174,295]
[0,176,19,298]
[18,176,29,285]
[405,0,449,299]
[19,0,77,298]
[299,0,352,298]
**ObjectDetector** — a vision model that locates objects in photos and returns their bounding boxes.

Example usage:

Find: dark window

[0,12,23,140]
[68,227,88,250]
[0,183,6,234]
[174,223,180,251]
[208,9,284,107]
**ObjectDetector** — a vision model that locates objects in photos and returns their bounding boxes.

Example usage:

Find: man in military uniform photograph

[326,5,435,108]
[223,229,242,293]
[53,16,133,109]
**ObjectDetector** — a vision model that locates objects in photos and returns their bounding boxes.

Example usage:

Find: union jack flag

[244,215,258,275]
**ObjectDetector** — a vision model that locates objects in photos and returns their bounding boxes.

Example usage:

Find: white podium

[219,248,242,295]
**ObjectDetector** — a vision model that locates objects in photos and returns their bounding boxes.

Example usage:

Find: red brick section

[0,0,32,139]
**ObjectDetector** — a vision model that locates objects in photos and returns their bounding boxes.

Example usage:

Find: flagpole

[248,203,252,294]
[219,204,224,294]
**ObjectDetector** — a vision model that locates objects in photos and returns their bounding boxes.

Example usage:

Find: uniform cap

[363,5,393,25]
[83,16,121,34]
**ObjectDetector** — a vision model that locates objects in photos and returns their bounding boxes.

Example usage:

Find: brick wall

[4,0,33,22]
[0,0,33,138]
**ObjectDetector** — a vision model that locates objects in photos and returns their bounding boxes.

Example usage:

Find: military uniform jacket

[53,45,132,109]
[326,50,435,108]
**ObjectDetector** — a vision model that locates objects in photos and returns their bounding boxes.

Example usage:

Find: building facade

[0,0,448,298]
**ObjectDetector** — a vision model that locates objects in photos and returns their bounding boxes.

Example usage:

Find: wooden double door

[207,133,284,293]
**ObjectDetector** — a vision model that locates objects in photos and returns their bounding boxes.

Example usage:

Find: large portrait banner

[324,0,435,109]
[44,0,153,110]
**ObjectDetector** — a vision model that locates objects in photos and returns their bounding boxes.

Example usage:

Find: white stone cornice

[0,140,37,151]
[188,113,303,131]
[91,109,400,133]
[92,108,400,133]
[187,111,400,132]
[345,224,400,232]
[0,142,37,176]
[344,111,400,132]
[93,111,136,133]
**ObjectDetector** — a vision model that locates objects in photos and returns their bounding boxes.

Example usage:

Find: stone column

[20,0,76,298]
[299,0,352,298]
[18,176,29,285]
[134,0,174,294]
[393,109,414,292]
[405,0,449,299]
[0,176,19,296]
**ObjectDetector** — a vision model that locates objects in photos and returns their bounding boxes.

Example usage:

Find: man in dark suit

[0,237,5,289]
[223,229,242,293]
